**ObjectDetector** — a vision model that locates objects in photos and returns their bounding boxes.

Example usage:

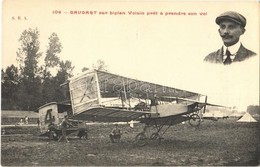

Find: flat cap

[216,11,246,27]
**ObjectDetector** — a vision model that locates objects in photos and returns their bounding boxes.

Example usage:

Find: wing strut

[79,76,95,103]
[203,96,208,114]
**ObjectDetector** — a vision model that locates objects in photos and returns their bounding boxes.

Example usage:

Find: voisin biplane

[36,70,221,146]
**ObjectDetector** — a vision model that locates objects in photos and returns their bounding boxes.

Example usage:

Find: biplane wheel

[189,113,201,127]
[135,133,148,147]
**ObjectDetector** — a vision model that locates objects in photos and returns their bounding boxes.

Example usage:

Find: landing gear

[135,126,164,147]
[189,113,201,127]
[150,132,160,140]
[150,132,162,144]
[135,132,148,146]
[135,111,202,146]
[135,132,163,147]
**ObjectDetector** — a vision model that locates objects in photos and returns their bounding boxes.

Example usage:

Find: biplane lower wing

[139,115,190,126]
[71,106,151,122]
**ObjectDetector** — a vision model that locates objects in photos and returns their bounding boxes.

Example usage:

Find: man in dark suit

[204,11,256,64]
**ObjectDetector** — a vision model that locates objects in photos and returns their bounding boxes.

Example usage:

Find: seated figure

[109,124,122,143]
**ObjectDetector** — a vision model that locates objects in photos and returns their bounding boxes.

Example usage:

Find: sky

[2,0,259,111]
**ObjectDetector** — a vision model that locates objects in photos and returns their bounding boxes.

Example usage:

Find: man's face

[218,20,245,47]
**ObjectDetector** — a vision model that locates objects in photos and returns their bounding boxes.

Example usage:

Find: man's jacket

[204,44,256,64]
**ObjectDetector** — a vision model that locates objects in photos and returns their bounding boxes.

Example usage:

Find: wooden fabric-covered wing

[96,70,200,100]
[71,106,151,122]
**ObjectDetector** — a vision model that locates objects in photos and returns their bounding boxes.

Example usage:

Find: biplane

[36,70,222,146]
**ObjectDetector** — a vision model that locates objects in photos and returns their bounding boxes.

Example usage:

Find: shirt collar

[223,41,241,55]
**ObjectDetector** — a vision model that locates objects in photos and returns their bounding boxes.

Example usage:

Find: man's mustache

[220,34,233,38]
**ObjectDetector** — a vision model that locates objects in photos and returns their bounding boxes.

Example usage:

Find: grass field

[1,118,260,166]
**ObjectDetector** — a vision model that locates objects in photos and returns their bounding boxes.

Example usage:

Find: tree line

[1,28,74,111]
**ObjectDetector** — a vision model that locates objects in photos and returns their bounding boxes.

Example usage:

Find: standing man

[37,119,40,127]
[150,94,159,115]
[204,11,256,64]
[58,115,74,143]
[25,116,28,124]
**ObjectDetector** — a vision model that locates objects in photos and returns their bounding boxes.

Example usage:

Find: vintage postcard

[1,0,259,166]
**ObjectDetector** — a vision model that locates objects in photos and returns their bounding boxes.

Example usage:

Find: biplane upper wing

[95,70,201,100]
[71,106,151,122]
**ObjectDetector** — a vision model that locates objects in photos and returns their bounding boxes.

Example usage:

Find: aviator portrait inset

[204,11,256,65]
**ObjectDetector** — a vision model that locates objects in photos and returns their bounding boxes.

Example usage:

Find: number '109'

[53,10,61,14]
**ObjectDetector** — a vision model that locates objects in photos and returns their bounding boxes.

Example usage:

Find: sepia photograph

[1,0,259,166]
[204,11,257,64]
